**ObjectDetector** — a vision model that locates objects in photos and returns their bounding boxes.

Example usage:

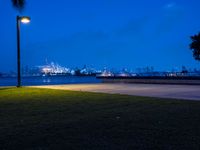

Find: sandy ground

[29,83,200,101]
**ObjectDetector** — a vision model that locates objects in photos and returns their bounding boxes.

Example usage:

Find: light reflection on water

[0,76,100,86]
[43,78,51,83]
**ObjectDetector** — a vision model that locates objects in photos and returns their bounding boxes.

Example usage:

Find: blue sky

[0,0,200,72]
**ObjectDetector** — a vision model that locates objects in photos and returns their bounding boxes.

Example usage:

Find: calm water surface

[0,76,100,86]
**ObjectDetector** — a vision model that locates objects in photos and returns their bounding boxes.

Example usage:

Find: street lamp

[16,16,31,87]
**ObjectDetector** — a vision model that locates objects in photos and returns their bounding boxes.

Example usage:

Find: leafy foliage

[190,32,200,61]
[11,0,25,11]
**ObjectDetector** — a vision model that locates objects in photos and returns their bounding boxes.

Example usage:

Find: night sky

[0,0,200,72]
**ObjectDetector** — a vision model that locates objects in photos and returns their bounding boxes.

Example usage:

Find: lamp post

[16,16,30,87]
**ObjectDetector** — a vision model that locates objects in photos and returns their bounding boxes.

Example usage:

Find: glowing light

[20,17,31,23]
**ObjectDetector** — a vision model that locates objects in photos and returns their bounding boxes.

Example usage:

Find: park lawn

[0,87,200,149]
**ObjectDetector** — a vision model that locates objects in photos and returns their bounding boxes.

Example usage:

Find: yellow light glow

[21,17,30,23]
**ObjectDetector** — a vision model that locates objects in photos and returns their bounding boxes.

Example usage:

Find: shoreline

[97,76,200,85]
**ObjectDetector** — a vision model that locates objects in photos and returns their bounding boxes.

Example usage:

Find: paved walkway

[31,83,200,101]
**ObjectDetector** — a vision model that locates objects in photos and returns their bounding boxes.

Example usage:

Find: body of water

[0,76,100,86]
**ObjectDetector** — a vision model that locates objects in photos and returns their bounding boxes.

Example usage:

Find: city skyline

[1,60,199,76]
[1,0,200,72]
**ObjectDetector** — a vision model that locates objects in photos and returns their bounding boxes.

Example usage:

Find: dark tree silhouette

[190,32,200,61]
[11,0,25,11]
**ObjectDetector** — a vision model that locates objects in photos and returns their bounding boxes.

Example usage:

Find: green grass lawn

[0,87,200,149]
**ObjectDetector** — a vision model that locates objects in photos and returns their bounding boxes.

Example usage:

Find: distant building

[38,62,70,76]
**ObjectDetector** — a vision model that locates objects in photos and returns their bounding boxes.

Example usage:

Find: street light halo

[20,16,31,23]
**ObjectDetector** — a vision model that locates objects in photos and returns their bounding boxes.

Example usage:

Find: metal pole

[17,16,21,87]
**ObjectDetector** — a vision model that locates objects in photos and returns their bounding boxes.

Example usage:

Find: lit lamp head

[20,16,31,23]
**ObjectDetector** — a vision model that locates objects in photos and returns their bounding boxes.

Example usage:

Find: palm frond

[190,32,200,61]
[11,0,25,11]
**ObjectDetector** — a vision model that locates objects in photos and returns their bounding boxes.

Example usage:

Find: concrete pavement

[30,83,200,101]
